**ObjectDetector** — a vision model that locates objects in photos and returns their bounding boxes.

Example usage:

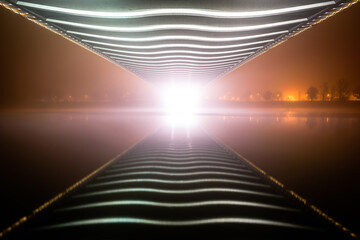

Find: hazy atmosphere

[1,1,360,239]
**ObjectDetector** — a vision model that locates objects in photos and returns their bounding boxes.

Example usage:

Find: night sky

[0,3,360,107]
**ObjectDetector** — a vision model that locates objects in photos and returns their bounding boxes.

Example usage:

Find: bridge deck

[3,127,353,239]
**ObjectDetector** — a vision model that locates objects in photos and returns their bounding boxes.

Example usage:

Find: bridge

[0,0,359,239]
[0,0,357,84]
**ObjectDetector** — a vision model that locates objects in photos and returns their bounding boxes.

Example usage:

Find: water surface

[0,109,359,234]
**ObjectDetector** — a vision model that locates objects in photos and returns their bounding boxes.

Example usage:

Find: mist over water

[0,109,359,234]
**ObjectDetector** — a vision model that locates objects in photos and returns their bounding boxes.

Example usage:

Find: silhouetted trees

[306,86,318,101]
[320,82,329,101]
[330,84,336,101]
[353,85,360,100]
[337,79,351,101]
[218,77,358,102]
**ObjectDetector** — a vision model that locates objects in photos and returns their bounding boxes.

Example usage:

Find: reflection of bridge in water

[2,127,355,239]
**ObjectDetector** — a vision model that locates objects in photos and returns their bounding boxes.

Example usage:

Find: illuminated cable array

[16,1,335,18]
[1,0,350,83]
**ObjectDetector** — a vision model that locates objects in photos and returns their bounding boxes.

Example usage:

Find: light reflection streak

[38,217,313,230]
[126,153,238,158]
[118,158,243,165]
[106,165,252,173]
[98,171,258,179]
[129,68,225,74]
[68,30,288,42]
[125,149,236,156]
[118,155,243,162]
[95,45,262,56]
[115,156,241,165]
[58,200,296,211]
[119,63,235,71]
[82,39,273,50]
[19,1,334,18]
[74,187,281,198]
[46,18,307,32]
[121,65,228,72]
[121,155,238,161]
[112,160,245,169]
[113,56,247,64]
[105,51,253,60]
[88,178,269,188]
[127,149,235,155]
[133,69,220,74]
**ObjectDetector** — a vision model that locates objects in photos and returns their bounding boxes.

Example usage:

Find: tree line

[306,79,360,101]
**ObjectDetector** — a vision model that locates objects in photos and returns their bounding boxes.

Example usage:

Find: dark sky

[0,3,360,106]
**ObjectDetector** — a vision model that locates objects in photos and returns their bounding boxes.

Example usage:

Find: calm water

[0,110,359,234]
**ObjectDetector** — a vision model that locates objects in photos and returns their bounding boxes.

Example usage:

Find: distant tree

[353,85,360,100]
[306,86,319,101]
[263,91,273,101]
[337,79,351,101]
[320,82,329,101]
[330,84,337,101]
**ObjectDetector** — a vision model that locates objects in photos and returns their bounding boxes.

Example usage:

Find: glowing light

[116,158,242,166]
[69,30,288,42]
[122,67,227,75]
[162,83,201,116]
[113,56,244,64]
[105,51,254,60]
[83,39,273,50]
[95,46,262,56]
[119,63,230,71]
[119,155,240,163]
[286,96,295,101]
[165,114,199,128]
[47,18,307,32]
[58,200,296,212]
[107,165,251,174]
[19,1,334,18]
[125,150,239,157]
[130,71,221,78]
[88,178,269,188]
[113,59,241,67]
[38,217,313,230]
[135,71,223,76]
[112,159,244,169]
[120,65,231,74]
[98,171,258,179]
[75,187,281,198]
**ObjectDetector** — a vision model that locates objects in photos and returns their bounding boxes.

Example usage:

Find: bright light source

[69,30,287,42]
[19,1,334,18]
[162,83,201,116]
[161,83,201,129]
[165,114,198,129]
[95,46,261,56]
[47,18,307,32]
[83,39,273,50]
